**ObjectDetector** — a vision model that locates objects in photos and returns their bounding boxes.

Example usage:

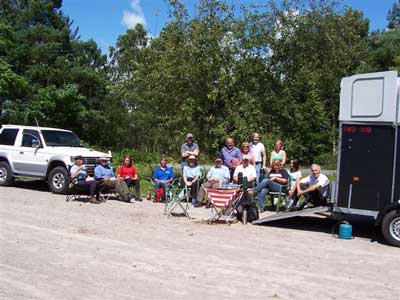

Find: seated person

[152,158,175,200]
[233,154,257,186]
[292,164,330,211]
[94,156,133,202]
[117,156,142,201]
[70,155,101,204]
[254,160,289,212]
[197,157,230,205]
[287,159,302,209]
[183,155,202,206]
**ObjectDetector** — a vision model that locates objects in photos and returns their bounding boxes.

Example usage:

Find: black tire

[0,161,14,186]
[381,209,400,247]
[48,166,69,194]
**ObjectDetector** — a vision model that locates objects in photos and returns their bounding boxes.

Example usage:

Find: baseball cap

[242,154,250,161]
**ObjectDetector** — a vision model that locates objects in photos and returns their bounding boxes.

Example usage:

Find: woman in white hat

[183,155,202,206]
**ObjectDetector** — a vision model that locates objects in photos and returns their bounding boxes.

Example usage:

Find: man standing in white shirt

[294,164,330,210]
[250,132,267,183]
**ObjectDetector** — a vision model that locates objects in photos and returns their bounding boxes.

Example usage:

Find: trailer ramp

[252,206,331,225]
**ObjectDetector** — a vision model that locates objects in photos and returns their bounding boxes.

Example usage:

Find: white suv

[0,124,111,194]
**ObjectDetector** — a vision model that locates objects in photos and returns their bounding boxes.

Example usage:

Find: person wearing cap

[180,133,199,168]
[94,156,133,202]
[233,154,257,185]
[253,160,289,212]
[70,155,101,204]
[182,155,202,206]
[197,157,230,205]
[220,137,241,181]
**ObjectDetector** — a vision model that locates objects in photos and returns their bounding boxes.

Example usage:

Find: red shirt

[117,165,137,179]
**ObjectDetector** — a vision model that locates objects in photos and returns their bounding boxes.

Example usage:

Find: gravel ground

[0,181,399,300]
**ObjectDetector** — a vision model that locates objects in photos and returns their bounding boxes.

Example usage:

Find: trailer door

[337,124,395,211]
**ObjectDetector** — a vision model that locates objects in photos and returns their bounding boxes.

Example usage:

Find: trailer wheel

[381,210,400,247]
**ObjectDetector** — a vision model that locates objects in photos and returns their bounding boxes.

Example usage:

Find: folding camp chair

[66,178,88,202]
[204,185,243,224]
[164,178,191,218]
[268,176,291,213]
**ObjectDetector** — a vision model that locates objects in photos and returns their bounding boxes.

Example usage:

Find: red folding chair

[204,185,243,224]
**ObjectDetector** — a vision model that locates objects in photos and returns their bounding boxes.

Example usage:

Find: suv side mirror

[32,138,41,148]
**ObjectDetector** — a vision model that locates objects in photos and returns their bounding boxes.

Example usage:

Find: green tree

[387,0,400,29]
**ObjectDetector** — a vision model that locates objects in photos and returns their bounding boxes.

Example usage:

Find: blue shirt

[94,164,115,179]
[71,164,87,182]
[152,166,175,181]
[207,165,230,185]
[183,165,201,178]
[220,146,241,168]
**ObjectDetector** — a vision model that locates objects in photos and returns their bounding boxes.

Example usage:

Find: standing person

[250,132,267,183]
[197,157,230,205]
[270,139,287,167]
[240,141,255,166]
[70,155,101,204]
[292,164,330,211]
[254,160,289,212]
[220,137,241,181]
[181,133,199,169]
[117,156,142,201]
[182,155,202,206]
[94,156,133,202]
[152,158,175,200]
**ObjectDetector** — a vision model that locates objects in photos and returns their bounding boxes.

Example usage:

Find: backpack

[236,191,259,222]
[156,187,165,202]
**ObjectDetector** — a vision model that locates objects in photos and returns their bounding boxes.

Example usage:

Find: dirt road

[0,182,399,300]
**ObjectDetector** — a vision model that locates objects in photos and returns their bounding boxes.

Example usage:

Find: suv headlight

[70,156,75,163]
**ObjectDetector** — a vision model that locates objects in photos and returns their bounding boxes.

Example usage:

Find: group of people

[71,131,330,212]
[70,155,142,204]
[152,132,330,212]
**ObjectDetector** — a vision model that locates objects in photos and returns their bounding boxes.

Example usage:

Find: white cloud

[122,0,146,29]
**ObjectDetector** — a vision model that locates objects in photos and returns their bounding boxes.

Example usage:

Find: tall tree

[387,0,400,29]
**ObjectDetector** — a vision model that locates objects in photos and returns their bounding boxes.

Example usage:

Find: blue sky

[62,0,397,54]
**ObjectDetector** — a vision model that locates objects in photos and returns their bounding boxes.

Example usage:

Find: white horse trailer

[254,71,400,247]
[336,70,400,247]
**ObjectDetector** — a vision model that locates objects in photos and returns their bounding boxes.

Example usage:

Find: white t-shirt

[250,142,265,163]
[233,164,257,180]
[301,173,330,197]
[288,170,302,189]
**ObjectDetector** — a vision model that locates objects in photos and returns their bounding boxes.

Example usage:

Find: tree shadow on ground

[259,214,386,246]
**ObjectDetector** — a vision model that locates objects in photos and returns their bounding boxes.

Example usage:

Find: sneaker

[135,196,143,202]
[89,197,101,204]
[123,195,132,203]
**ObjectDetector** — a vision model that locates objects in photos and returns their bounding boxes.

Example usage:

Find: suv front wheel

[48,166,69,194]
[0,161,14,186]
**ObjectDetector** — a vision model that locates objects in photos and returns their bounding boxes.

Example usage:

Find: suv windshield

[41,130,82,147]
